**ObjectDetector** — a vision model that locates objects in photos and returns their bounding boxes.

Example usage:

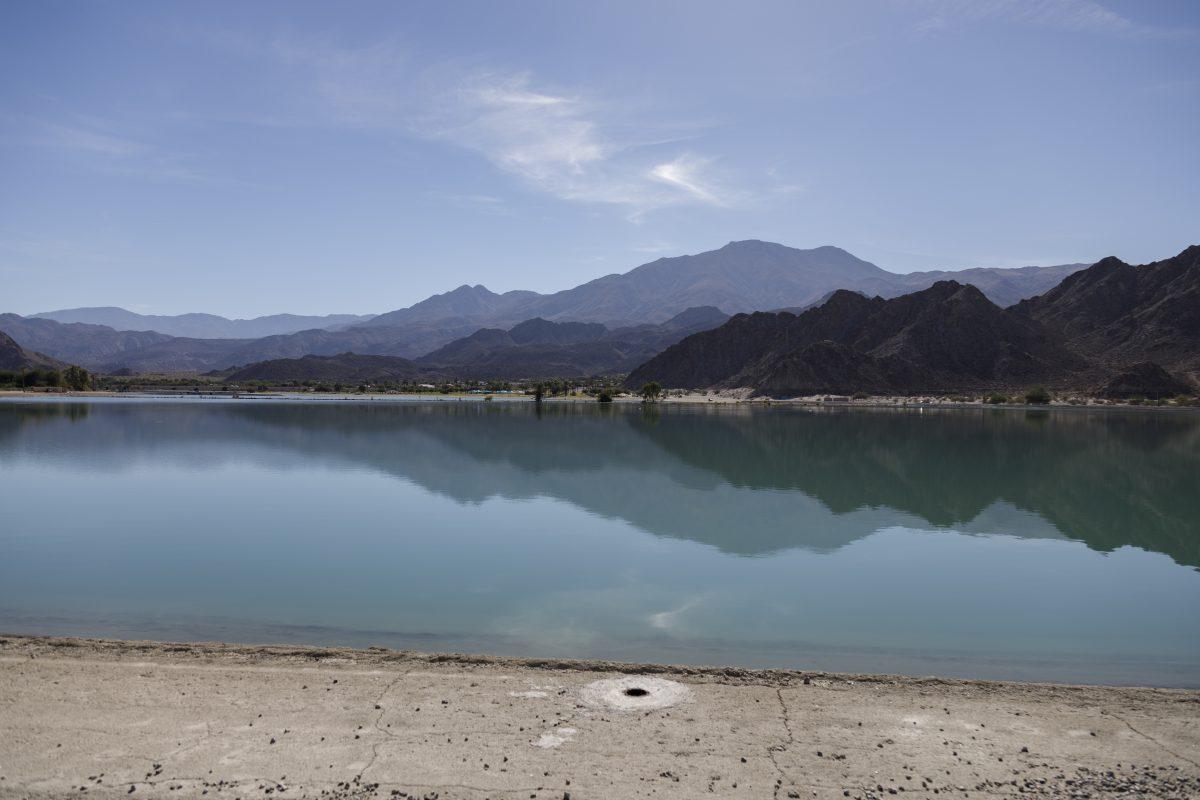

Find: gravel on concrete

[1,635,1197,799]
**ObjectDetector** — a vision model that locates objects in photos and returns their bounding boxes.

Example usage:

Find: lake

[1,397,1198,687]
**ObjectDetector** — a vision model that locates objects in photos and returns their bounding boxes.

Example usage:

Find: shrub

[1024,386,1051,404]
[984,393,1007,405]
[597,390,613,403]
[851,391,869,400]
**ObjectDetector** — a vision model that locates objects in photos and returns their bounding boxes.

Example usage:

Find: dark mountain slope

[1015,245,1200,379]
[508,317,606,345]
[886,263,1087,308]
[628,281,1089,395]
[0,331,67,371]
[1096,362,1195,400]
[225,353,441,383]
[417,307,730,379]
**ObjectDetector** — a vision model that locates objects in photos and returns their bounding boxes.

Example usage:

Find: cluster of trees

[0,365,93,390]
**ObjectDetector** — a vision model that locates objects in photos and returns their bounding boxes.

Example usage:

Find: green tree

[640,381,662,402]
[63,365,92,391]
[597,390,614,403]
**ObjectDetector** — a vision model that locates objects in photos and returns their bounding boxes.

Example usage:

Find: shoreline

[2,388,1197,414]
[2,634,1198,798]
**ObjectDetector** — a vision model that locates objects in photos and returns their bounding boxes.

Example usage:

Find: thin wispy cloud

[906,0,1195,39]
[429,191,514,216]
[40,122,143,157]
[650,155,722,205]
[436,72,612,193]
[228,35,754,216]
[424,71,740,215]
[8,115,208,183]
[630,241,678,254]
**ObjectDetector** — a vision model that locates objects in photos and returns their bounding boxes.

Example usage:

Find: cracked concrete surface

[1,636,1198,799]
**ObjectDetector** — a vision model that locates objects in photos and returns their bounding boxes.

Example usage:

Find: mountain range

[361,241,1082,329]
[629,245,1199,396]
[226,306,731,382]
[0,241,1086,374]
[31,307,375,339]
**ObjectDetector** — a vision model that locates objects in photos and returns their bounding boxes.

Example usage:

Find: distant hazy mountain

[2,241,1091,375]
[364,285,540,329]
[0,313,479,374]
[882,263,1087,309]
[0,330,66,371]
[363,241,1086,330]
[32,307,375,338]
[0,314,178,369]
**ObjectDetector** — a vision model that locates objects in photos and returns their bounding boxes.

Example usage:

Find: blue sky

[2,0,1197,317]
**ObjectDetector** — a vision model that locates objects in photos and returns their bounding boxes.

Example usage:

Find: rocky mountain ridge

[627,246,1199,396]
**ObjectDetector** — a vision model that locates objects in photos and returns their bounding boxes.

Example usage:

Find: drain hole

[624,687,650,697]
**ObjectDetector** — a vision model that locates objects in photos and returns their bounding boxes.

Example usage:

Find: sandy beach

[1,636,1197,799]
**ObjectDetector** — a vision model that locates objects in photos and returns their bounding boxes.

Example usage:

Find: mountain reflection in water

[3,399,1196,567]
[2,398,1198,687]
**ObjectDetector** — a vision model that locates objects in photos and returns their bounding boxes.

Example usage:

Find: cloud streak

[243,36,750,216]
[906,0,1195,39]
[650,155,722,205]
[12,117,207,183]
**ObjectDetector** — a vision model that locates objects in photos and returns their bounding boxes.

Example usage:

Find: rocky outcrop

[1096,362,1195,399]
[1015,245,1200,381]
[627,281,1089,395]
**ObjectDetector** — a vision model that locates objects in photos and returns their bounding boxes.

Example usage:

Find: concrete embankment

[1,636,1197,799]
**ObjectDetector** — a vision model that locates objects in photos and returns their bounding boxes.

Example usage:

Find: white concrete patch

[579,676,692,711]
[532,727,577,748]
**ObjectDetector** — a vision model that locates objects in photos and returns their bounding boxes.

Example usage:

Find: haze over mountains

[0,241,1087,375]
[31,308,375,339]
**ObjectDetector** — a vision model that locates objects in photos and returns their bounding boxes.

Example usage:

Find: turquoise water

[1,397,1198,686]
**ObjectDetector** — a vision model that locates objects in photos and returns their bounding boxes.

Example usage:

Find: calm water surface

[2,397,1198,686]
